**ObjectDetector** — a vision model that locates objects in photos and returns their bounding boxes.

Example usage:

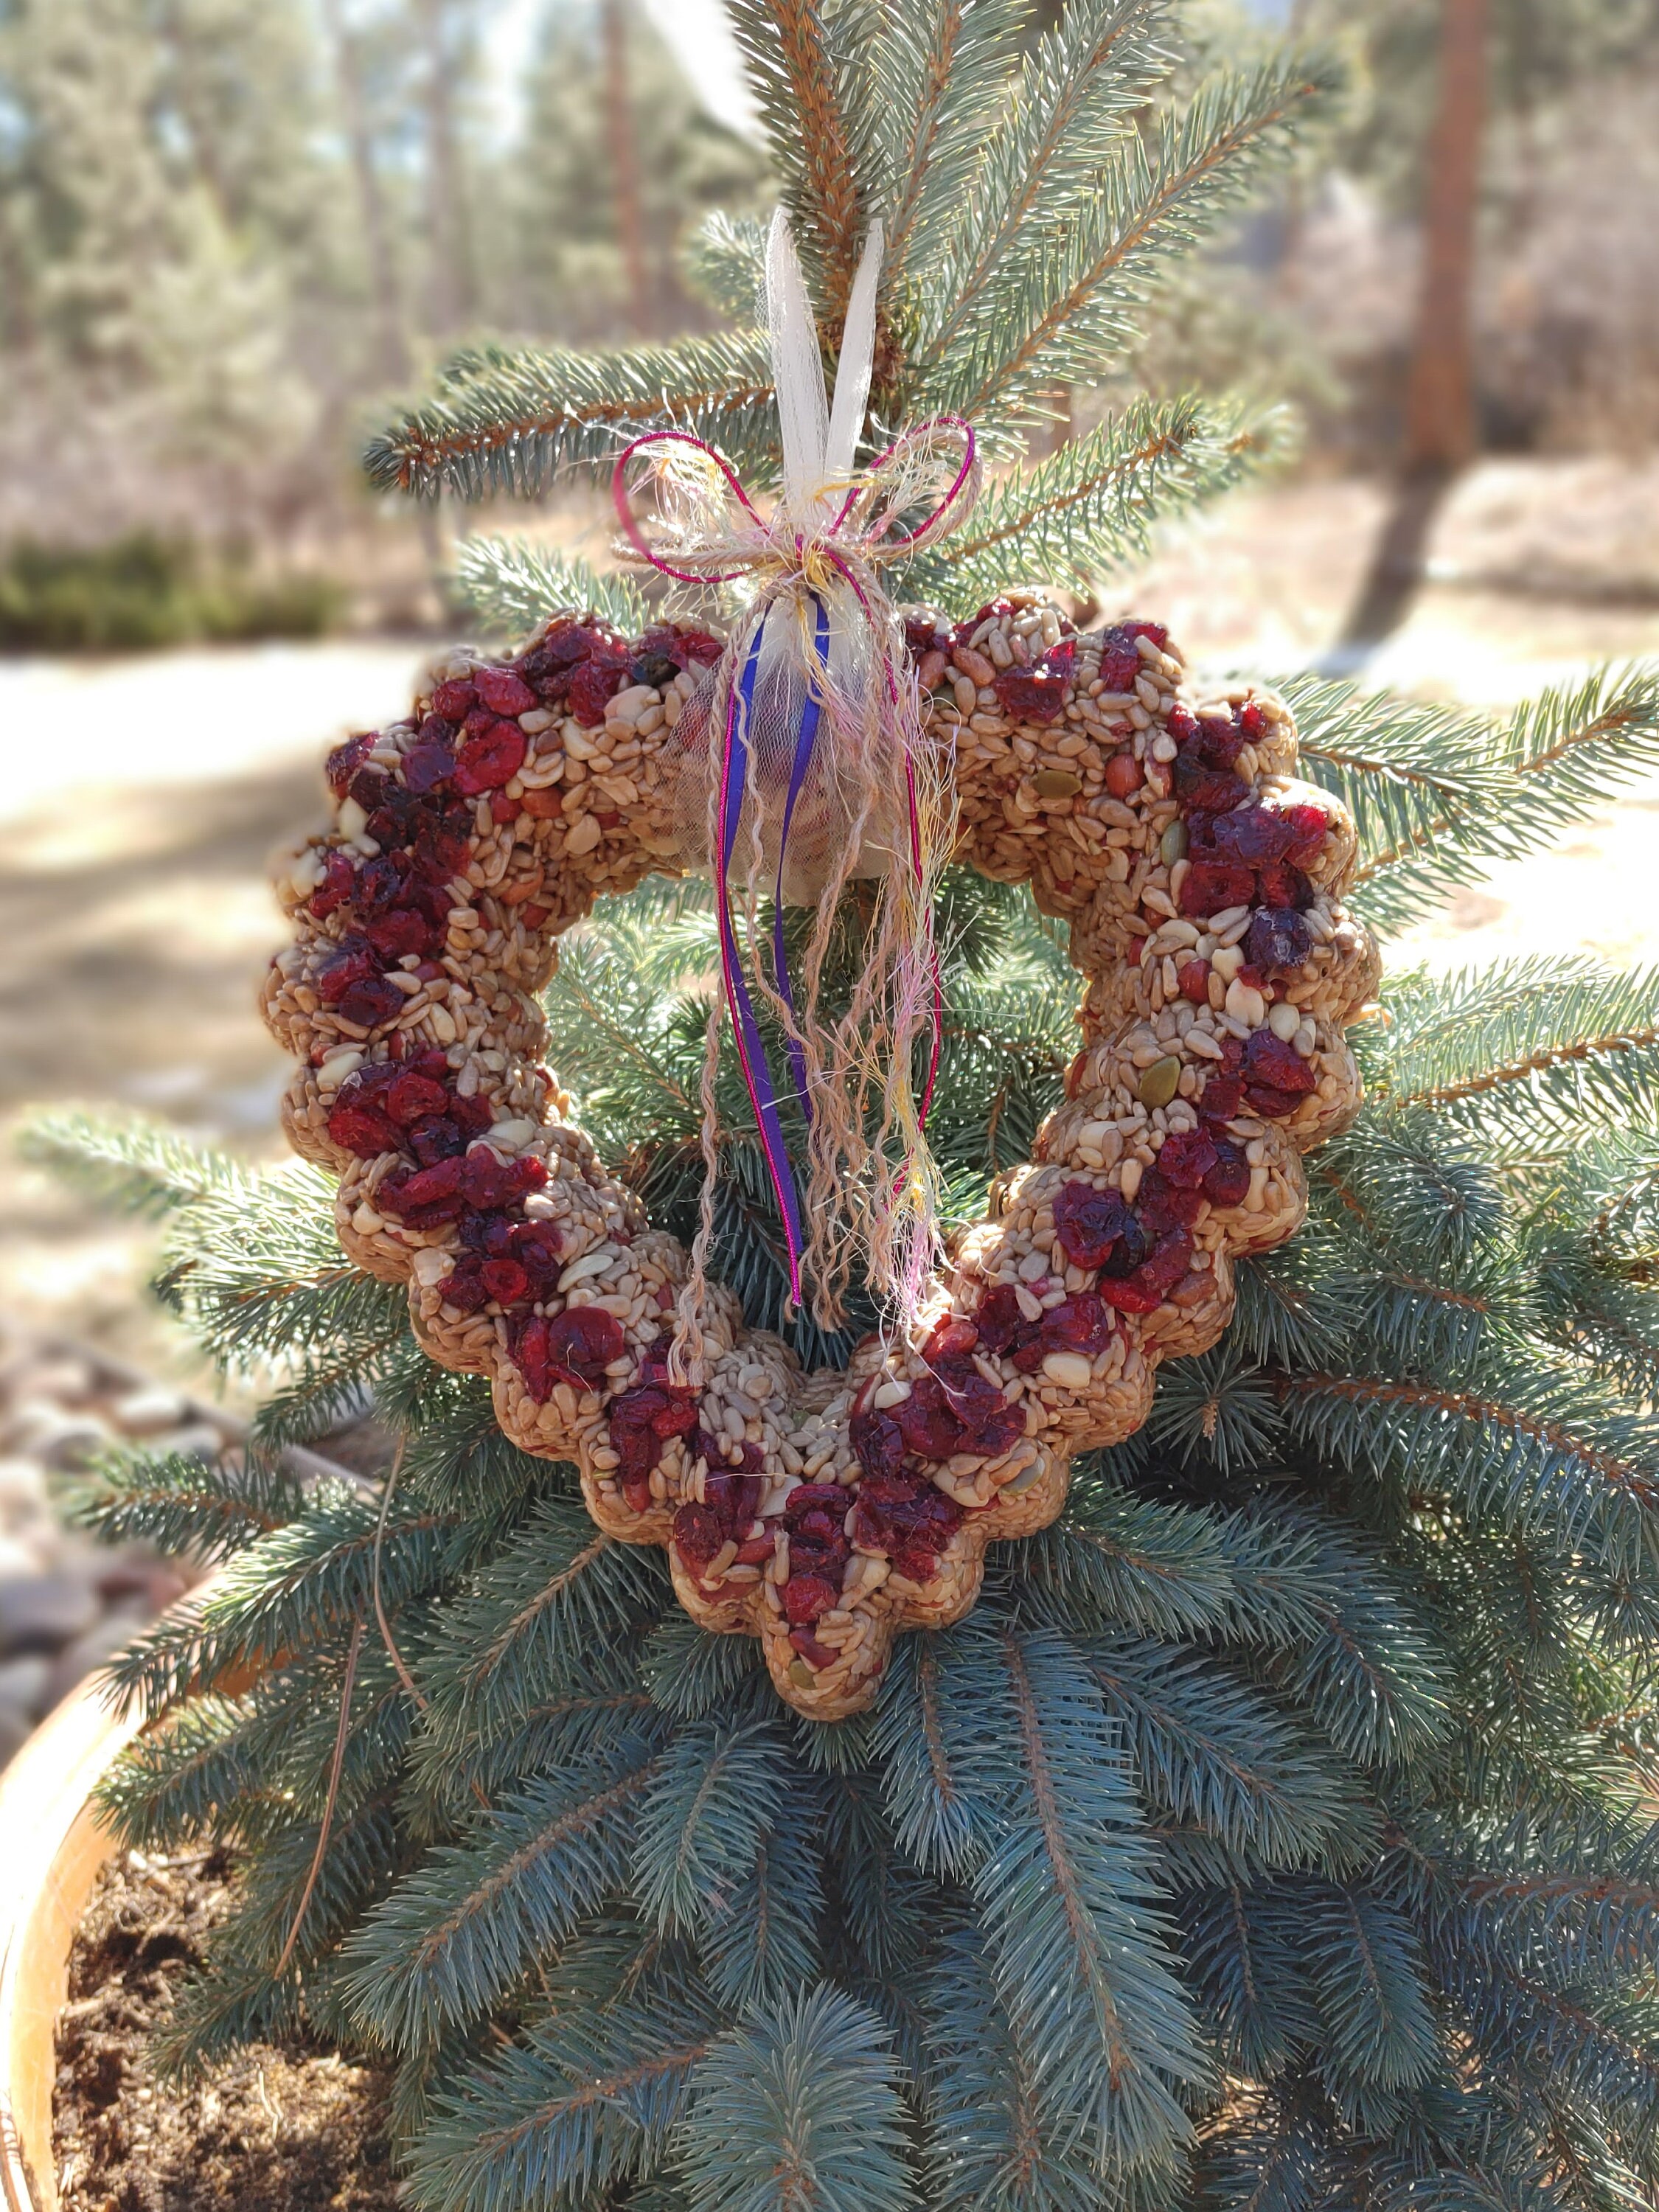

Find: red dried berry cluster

[310,618,729,1402]
[1169,701,1329,971]
[907,596,1087,726]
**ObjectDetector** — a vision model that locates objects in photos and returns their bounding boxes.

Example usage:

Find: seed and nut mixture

[262,594,1379,1719]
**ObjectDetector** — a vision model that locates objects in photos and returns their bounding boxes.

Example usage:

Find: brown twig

[276,1619,364,1978]
[372,1439,426,1712]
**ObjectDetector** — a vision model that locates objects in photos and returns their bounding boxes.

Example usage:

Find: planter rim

[0,1665,144,2212]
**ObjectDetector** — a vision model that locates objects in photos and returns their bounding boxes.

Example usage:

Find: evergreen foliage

[30,7,1659,2211]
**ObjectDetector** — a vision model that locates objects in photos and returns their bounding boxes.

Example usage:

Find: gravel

[0,1315,236,1761]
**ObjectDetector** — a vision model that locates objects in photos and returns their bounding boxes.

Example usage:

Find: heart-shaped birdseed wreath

[265,594,1380,1718]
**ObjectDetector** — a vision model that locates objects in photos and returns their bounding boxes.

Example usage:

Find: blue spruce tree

[29,5,1659,2208]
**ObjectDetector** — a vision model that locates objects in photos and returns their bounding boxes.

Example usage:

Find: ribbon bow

[611,212,979,1329]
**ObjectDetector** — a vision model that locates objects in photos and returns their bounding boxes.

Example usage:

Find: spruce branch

[404,1978,723,2212]
[19,1107,243,1217]
[917,0,1169,371]
[725,0,877,329]
[925,53,1337,420]
[900,393,1286,604]
[679,1983,912,2212]
[365,333,778,502]
[451,536,647,640]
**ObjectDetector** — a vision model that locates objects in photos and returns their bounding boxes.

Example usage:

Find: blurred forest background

[2,0,1658,650]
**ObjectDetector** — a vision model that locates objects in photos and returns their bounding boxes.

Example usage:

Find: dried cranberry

[363,908,438,961]
[1173,754,1249,814]
[611,1382,699,1493]
[1097,1215,1151,1279]
[406,804,472,881]
[474,667,537,717]
[349,765,390,815]
[631,652,680,689]
[1243,1029,1318,1098]
[849,1406,905,1481]
[1211,805,1293,865]
[1248,1088,1304,1120]
[477,1257,529,1304]
[975,1284,1037,1357]
[1203,1141,1251,1206]
[1179,860,1256,919]
[326,733,372,793]
[993,639,1075,726]
[1199,1071,1244,1125]
[1135,1173,1203,1234]
[785,1483,849,1523]
[380,1156,467,1227]
[511,1220,564,1288]
[1247,908,1312,973]
[338,976,406,1029]
[453,722,526,796]
[567,655,631,727]
[1192,711,1245,768]
[1054,1179,1132,1268]
[408,1115,466,1165]
[1156,1130,1217,1189]
[898,1362,1023,1461]
[352,856,406,915]
[385,1071,449,1125]
[1256,862,1312,913]
[904,614,946,660]
[1099,1228,1193,1314]
[782,1575,839,1624]
[956,597,1017,641]
[450,1091,495,1138]
[1037,1293,1113,1357]
[669,627,723,668]
[1097,620,1162,691]
[307,852,356,919]
[707,1471,763,1528]
[924,1314,979,1363]
[326,1100,400,1157]
[895,1374,971,1460]
[523,623,599,690]
[788,1627,838,1671]
[457,1147,509,1207]
[403,739,455,796]
[1281,804,1329,865]
[430,679,477,720]
[434,1259,489,1312]
[316,940,377,1006]
[673,1502,724,1570]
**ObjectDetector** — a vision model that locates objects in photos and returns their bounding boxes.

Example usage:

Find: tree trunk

[1335,0,1489,658]
[321,0,408,385]
[601,0,650,335]
[415,0,473,338]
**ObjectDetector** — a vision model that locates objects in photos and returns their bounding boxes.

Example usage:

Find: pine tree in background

[27,4,1659,2208]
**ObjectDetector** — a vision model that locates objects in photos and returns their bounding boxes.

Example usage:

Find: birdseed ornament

[265,220,1380,1720]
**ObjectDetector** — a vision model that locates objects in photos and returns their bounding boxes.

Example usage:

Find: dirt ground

[54,1850,398,2212]
[4,457,1659,1384]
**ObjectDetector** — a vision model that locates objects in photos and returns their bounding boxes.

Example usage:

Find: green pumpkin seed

[1032,768,1082,800]
[1159,819,1189,866]
[788,1657,816,1688]
[1138,1054,1182,1108]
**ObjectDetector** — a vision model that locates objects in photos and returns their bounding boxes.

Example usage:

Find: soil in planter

[53,1849,400,2212]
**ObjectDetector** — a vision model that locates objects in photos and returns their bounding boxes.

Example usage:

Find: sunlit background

[4,0,1659,1374]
